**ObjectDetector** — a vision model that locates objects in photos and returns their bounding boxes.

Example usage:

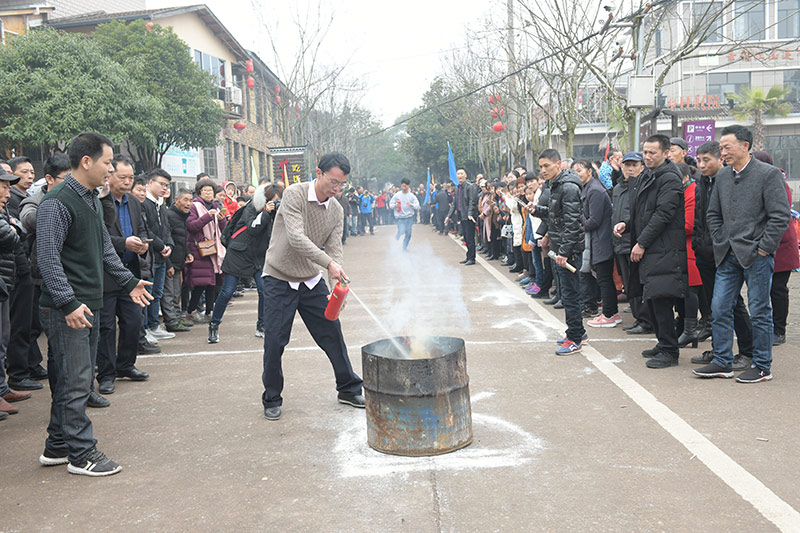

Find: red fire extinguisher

[324,277,350,321]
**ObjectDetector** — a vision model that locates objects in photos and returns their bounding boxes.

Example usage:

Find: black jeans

[97,286,143,383]
[6,270,39,382]
[594,258,618,317]
[696,260,753,356]
[461,218,476,261]
[648,297,679,357]
[188,285,218,315]
[261,276,362,408]
[771,270,791,336]
[555,252,585,343]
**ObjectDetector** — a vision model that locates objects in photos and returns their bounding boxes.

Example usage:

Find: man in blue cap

[612,152,653,335]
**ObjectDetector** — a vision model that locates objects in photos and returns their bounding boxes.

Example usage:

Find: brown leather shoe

[3,389,32,403]
[0,398,19,414]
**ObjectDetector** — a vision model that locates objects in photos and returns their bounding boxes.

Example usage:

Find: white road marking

[335,407,543,478]
[451,235,800,531]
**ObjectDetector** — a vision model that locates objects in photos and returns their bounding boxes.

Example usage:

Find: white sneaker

[144,330,159,345]
[148,325,176,340]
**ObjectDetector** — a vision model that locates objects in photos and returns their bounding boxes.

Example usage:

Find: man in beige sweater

[261,153,364,420]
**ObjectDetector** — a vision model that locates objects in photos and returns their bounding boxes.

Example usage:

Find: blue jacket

[359,194,373,214]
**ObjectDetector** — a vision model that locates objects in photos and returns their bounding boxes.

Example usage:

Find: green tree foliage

[0,28,159,153]
[402,78,483,180]
[93,20,224,170]
[728,85,792,151]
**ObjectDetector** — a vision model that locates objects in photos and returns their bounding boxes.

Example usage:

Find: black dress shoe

[138,342,161,355]
[264,406,281,420]
[87,391,110,408]
[7,378,43,391]
[30,365,48,380]
[98,380,115,395]
[622,321,640,331]
[459,259,468,264]
[553,300,564,309]
[500,260,513,267]
[641,346,661,358]
[773,333,786,346]
[116,367,149,381]
[626,324,653,335]
[509,265,523,273]
[338,392,366,408]
[464,259,476,265]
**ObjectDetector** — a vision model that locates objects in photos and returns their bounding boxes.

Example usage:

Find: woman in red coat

[676,162,704,348]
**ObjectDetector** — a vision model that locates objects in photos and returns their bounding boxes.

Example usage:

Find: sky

[146,0,495,127]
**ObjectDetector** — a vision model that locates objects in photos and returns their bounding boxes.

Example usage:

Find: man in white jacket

[389,178,420,251]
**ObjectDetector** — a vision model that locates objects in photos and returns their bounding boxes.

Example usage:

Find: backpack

[220,201,250,247]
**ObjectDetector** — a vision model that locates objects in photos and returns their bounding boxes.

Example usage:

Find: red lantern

[275,86,280,94]
[145,21,154,32]
[233,121,246,130]
[499,108,504,116]
[247,76,255,88]
[488,95,494,104]
[296,113,301,119]
[276,95,281,104]
[494,94,501,101]
[491,111,498,118]
[295,103,300,111]
[245,59,254,73]
[492,121,504,132]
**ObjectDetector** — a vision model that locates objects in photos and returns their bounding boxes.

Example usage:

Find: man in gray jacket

[693,125,790,383]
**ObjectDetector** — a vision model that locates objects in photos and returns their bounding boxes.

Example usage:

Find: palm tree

[726,85,792,151]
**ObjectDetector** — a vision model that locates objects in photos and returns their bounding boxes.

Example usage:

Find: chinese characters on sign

[270,145,307,185]
[667,94,722,111]
[684,120,715,158]
[727,49,799,62]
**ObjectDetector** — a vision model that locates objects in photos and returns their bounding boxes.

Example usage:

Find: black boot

[696,317,712,342]
[208,323,219,344]
[677,318,698,348]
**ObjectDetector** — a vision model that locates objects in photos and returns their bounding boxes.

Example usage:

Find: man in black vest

[96,154,151,396]
[37,132,152,476]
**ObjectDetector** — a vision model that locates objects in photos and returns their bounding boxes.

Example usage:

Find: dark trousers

[696,260,753,356]
[261,276,362,408]
[540,254,554,293]
[581,271,599,310]
[30,285,45,370]
[41,306,99,463]
[358,212,374,234]
[771,270,791,336]
[647,297,679,357]
[97,286,142,383]
[555,252,585,343]
[188,284,218,315]
[460,218,476,261]
[594,258,618,317]
[7,270,40,382]
[617,253,652,328]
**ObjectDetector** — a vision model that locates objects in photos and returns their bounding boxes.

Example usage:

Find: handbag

[196,239,217,257]
[501,224,513,239]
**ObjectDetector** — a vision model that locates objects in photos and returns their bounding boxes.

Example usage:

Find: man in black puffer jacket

[615,134,687,369]
[533,149,585,355]
[164,188,194,332]
[0,170,31,415]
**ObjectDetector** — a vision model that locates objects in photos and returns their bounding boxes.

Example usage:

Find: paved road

[2,224,800,532]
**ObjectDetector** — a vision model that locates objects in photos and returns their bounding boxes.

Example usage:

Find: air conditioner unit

[225,86,243,106]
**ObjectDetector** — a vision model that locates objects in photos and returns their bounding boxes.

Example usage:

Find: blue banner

[447,141,458,185]
[424,168,431,205]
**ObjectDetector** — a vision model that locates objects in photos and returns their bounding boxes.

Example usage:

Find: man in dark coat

[433,184,449,234]
[693,125,790,383]
[95,155,151,396]
[165,188,194,332]
[141,169,174,339]
[614,134,687,369]
[445,169,479,265]
[533,149,585,355]
[612,153,654,334]
[690,141,753,368]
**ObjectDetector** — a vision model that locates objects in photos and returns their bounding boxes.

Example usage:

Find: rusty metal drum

[361,336,472,456]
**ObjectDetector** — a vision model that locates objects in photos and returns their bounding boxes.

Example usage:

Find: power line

[353,0,692,141]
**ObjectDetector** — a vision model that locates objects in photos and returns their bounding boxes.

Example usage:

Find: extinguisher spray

[324,277,350,321]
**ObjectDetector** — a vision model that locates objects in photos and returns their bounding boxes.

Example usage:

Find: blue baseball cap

[622,152,643,163]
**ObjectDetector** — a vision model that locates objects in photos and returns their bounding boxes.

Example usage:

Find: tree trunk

[564,128,575,159]
[752,109,765,151]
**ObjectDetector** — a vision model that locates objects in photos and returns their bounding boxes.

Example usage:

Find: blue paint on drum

[362,336,473,457]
